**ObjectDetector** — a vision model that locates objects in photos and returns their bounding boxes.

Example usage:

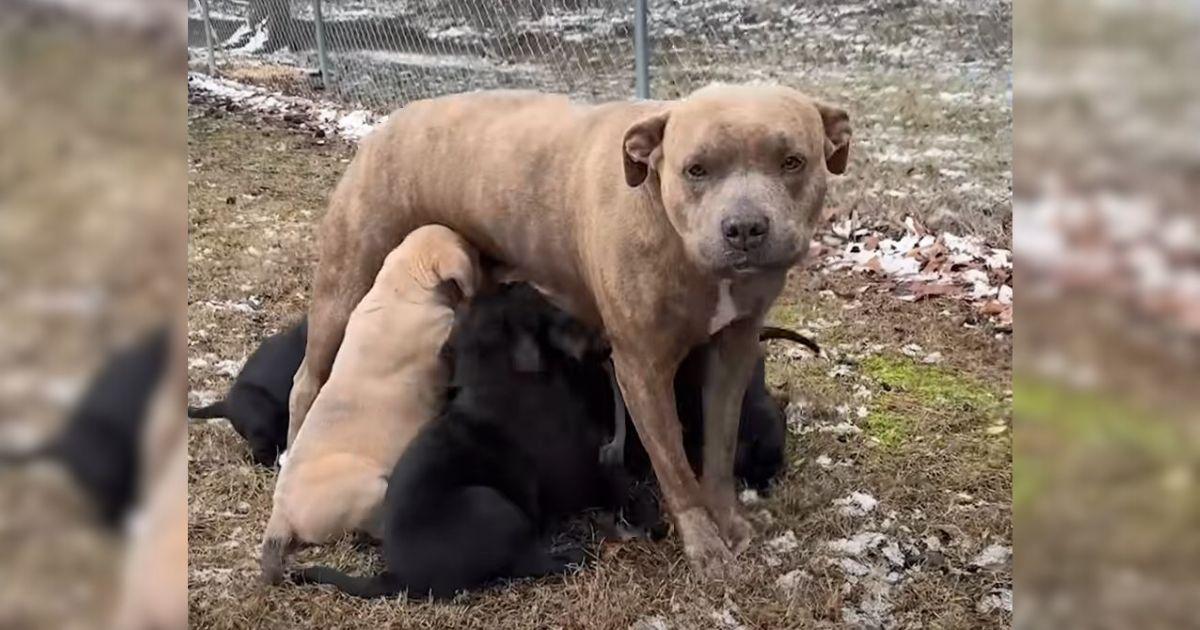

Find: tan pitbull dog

[290,84,850,576]
[261,225,478,584]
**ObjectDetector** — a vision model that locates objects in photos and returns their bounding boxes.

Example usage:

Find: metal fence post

[199,0,217,76]
[313,0,332,90]
[634,0,650,99]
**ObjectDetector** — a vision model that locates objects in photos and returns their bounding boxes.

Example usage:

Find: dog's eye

[782,155,806,172]
[685,163,707,179]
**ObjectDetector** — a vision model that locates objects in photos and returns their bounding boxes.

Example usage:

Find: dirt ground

[186,85,1012,627]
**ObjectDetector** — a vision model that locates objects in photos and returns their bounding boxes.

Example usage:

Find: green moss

[765,302,803,329]
[1012,456,1045,512]
[857,354,1003,448]
[1014,378,1183,457]
[865,409,907,448]
[862,355,1000,413]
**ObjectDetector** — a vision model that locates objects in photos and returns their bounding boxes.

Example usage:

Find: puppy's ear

[622,111,670,187]
[430,245,479,303]
[512,332,543,373]
[547,316,599,361]
[814,101,851,175]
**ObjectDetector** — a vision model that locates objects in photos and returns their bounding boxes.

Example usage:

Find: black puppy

[188,318,306,466]
[292,284,641,599]
[1,328,169,527]
[620,327,819,494]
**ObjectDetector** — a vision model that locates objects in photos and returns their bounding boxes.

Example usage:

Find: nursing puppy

[292,283,641,599]
[614,328,818,495]
[188,318,306,466]
[675,353,786,493]
[259,225,479,585]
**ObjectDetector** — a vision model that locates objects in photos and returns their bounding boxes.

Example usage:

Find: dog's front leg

[701,317,761,554]
[611,348,733,577]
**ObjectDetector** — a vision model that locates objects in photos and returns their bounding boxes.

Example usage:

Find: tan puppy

[260,225,478,584]
[112,424,187,630]
[290,85,851,577]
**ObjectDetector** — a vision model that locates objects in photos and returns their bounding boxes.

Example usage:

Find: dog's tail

[187,399,229,421]
[291,566,400,599]
[259,513,294,585]
[759,326,821,355]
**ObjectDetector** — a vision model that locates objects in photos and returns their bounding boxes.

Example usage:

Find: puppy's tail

[759,326,821,356]
[187,399,229,421]
[291,566,400,599]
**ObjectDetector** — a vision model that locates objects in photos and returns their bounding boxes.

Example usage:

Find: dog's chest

[707,280,742,334]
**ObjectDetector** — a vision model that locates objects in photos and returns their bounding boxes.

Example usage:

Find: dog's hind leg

[508,541,585,580]
[259,510,295,585]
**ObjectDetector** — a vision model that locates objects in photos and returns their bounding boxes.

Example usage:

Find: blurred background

[1014,0,1200,627]
[0,1,185,629]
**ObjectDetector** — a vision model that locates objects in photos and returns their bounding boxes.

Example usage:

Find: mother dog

[291,84,850,576]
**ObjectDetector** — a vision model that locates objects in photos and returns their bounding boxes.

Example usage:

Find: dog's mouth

[724,251,799,275]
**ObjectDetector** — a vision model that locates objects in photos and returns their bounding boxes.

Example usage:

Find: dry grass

[187,105,1011,628]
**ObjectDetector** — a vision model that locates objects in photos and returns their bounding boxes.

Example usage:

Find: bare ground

[186,100,1012,628]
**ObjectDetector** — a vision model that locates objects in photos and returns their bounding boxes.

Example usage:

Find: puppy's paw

[550,542,589,567]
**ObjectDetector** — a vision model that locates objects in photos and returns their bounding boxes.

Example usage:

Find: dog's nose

[721,215,769,251]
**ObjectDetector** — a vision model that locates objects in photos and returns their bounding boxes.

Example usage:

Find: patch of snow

[834,492,879,517]
[977,588,1013,614]
[775,569,810,591]
[826,532,886,557]
[709,608,746,630]
[816,421,863,436]
[229,26,268,54]
[189,73,383,144]
[970,544,1012,570]
[765,530,799,555]
[630,616,670,630]
[213,359,245,378]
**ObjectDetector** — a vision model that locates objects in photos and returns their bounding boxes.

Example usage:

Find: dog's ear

[549,312,604,360]
[622,111,670,187]
[512,332,543,373]
[815,101,851,175]
[547,317,594,361]
[428,245,479,303]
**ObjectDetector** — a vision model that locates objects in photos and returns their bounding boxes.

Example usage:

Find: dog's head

[444,283,604,387]
[239,420,285,468]
[388,224,480,307]
[623,84,851,276]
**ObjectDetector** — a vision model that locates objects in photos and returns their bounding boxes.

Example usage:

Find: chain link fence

[189,0,1011,112]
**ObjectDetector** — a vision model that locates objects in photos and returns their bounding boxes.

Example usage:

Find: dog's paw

[676,508,734,579]
[598,441,624,468]
[718,509,755,556]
